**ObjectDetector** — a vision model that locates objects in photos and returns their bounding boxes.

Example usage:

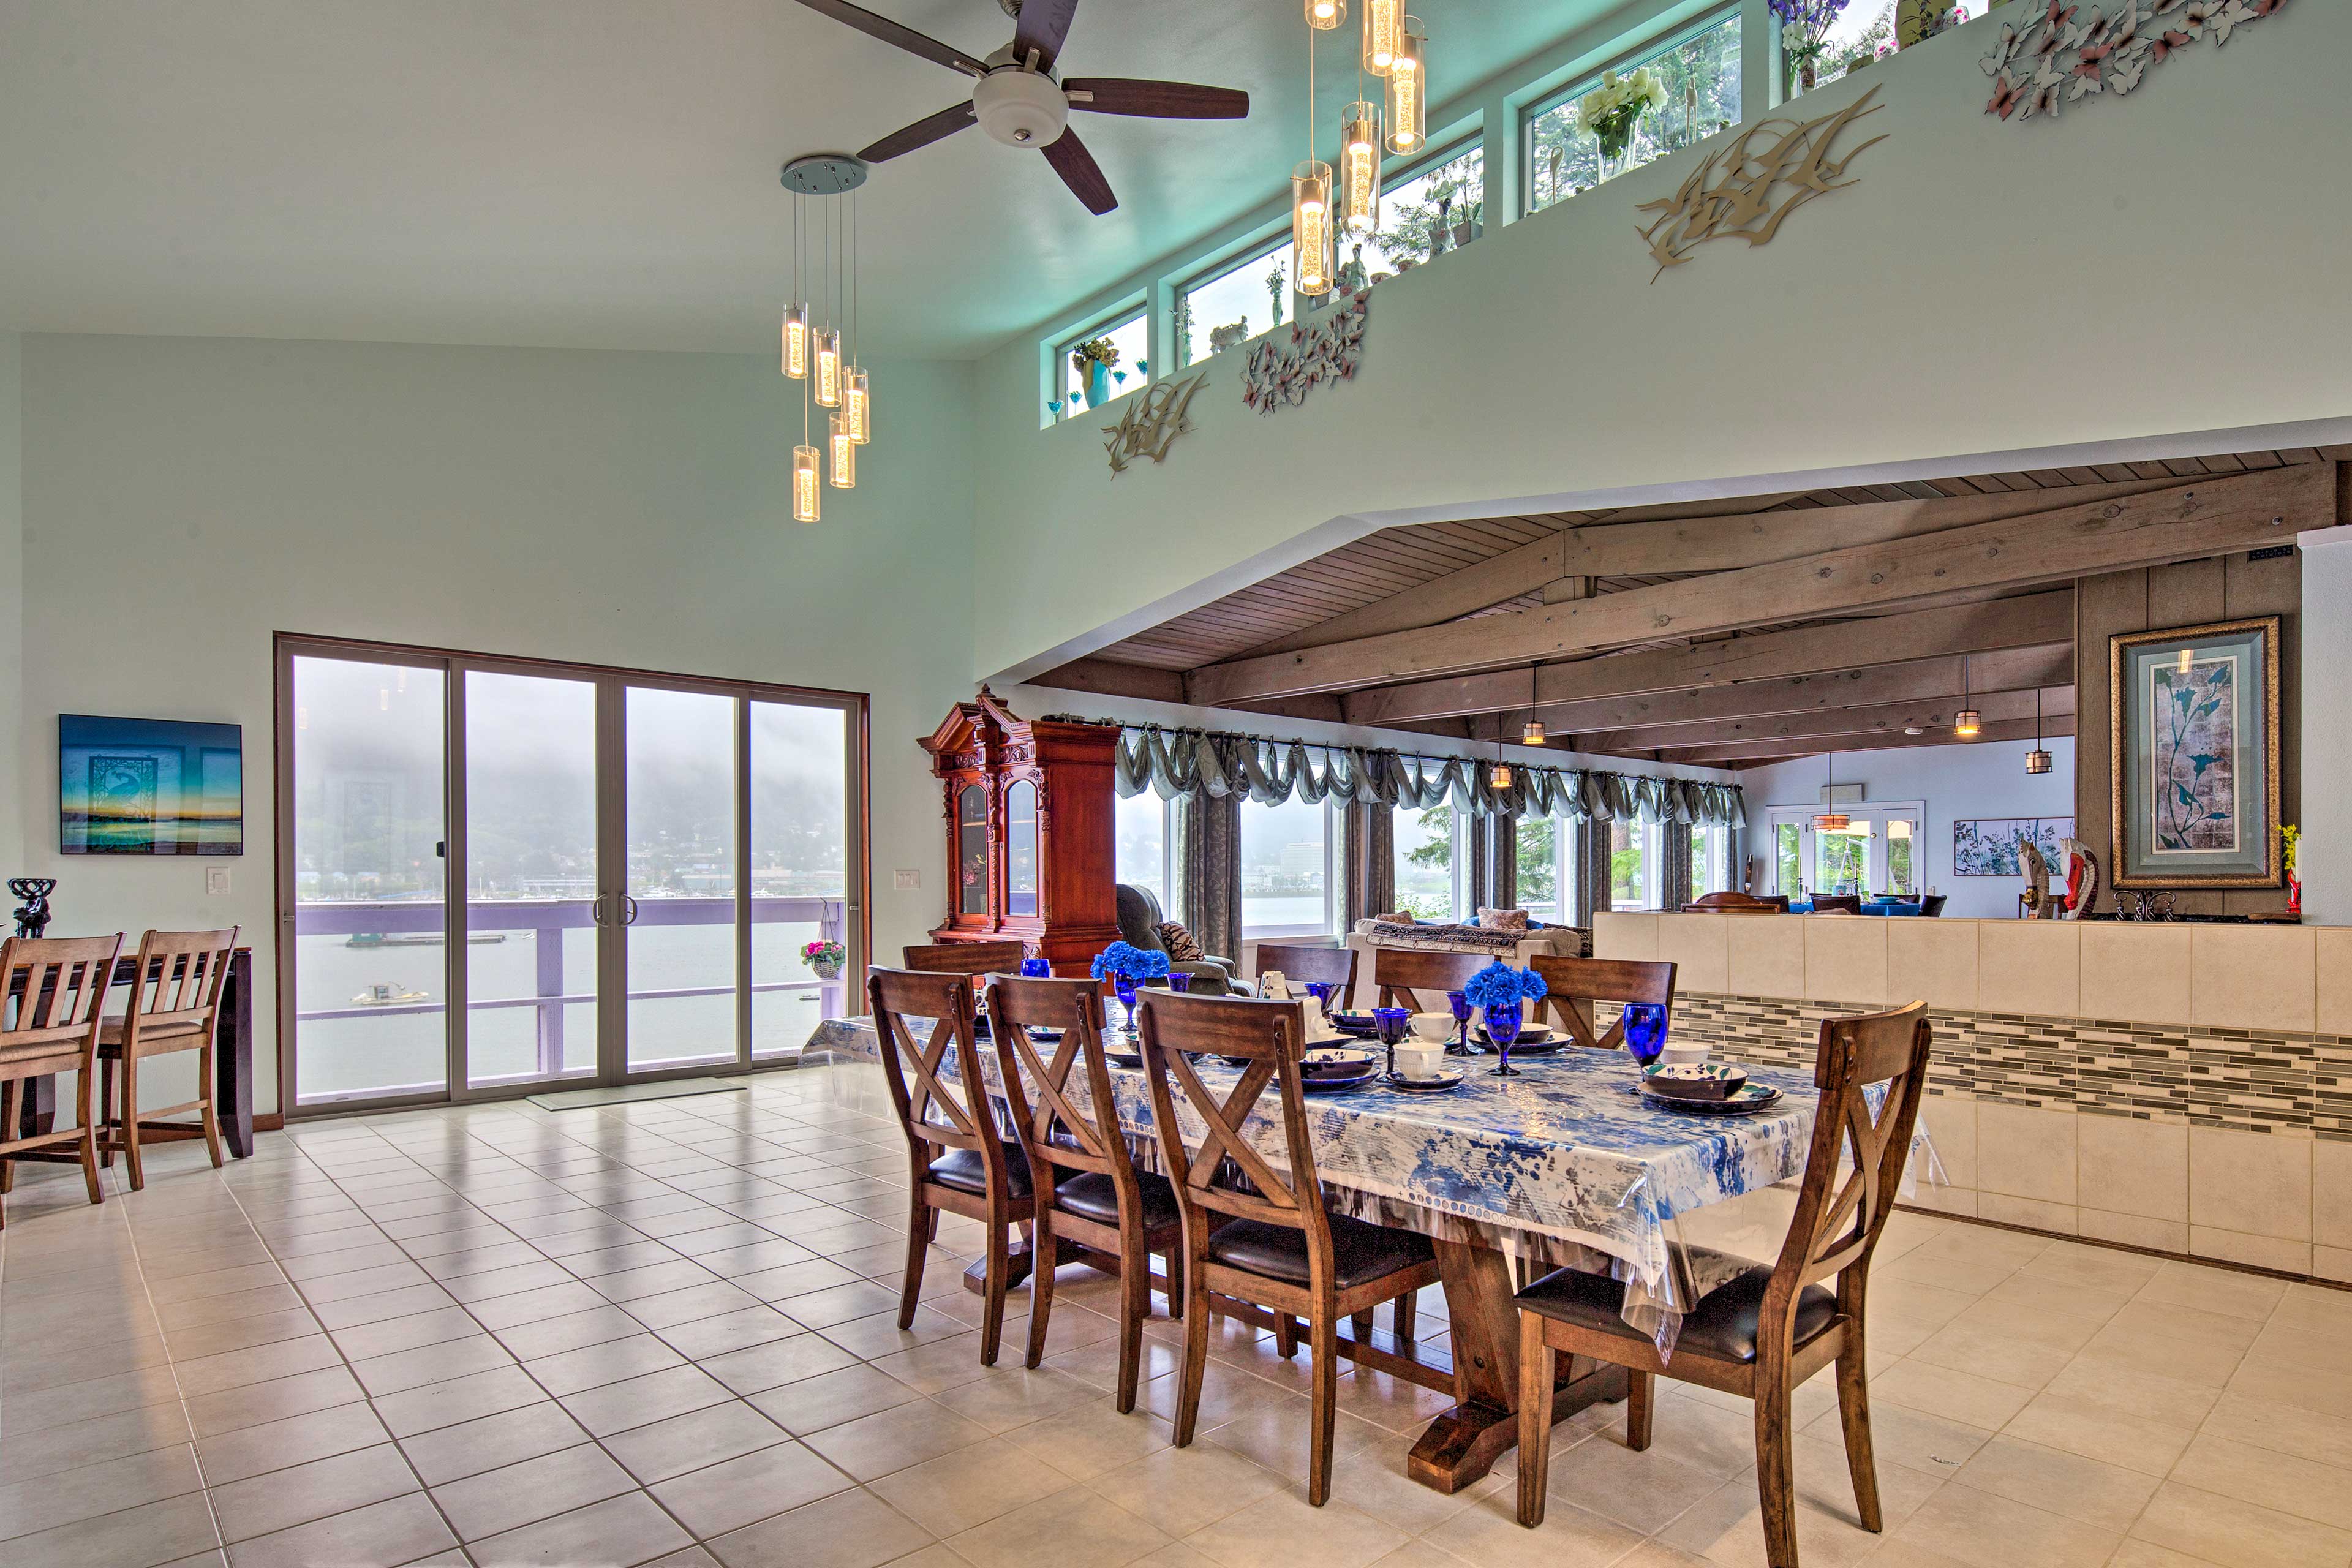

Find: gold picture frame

[2108,616,2281,890]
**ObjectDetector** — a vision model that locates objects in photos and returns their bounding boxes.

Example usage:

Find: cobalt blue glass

[1020,957,1052,978]
[1113,978,1139,1033]
[1166,971,1193,993]
[1485,1001,1525,1078]
[1623,1002,1669,1068]
[1373,1006,1411,1077]
[1303,980,1340,1022]
[1446,990,1472,1053]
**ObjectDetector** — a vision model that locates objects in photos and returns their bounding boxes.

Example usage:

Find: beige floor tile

[1882,1483,2120,1568]
[706,1485,934,1568]
[1000,1396,1178,1480]
[2198,1390,2352,1470]
[560,1363,734,1436]
[2035,1352,2222,1428]
[0,1441,205,1543]
[645,1439,852,1539]
[1435,1489,1654,1568]
[1797,1398,1989,1480]
[1996,1391,2193,1477]
[208,1441,423,1544]
[429,1441,634,1540]
[1945,1434,2159,1532]
[1086,1442,1287,1538]
[1536,1426,1724,1534]
[1870,1360,2036,1431]
[1185,1487,1409,1568]
[932,1365,1105,1433]
[397,1400,592,1487]
[2223,1355,2352,1421]
[2129,1480,2352,1568]
[469,1489,692,1568]
[801,1395,994,1480]
[224,1492,455,1568]
[2168,1431,2352,1531]
[867,1433,1074,1535]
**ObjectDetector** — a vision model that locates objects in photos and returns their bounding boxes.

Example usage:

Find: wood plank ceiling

[1043,447,2347,769]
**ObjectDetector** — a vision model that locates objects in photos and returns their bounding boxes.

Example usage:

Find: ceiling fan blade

[1062,78,1250,119]
[1041,126,1117,214]
[791,0,989,77]
[858,102,978,162]
[1011,0,1079,72]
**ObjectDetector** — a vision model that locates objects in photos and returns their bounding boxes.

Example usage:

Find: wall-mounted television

[59,714,244,856]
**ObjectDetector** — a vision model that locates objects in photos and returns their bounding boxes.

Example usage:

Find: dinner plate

[1300,1069,1381,1093]
[1106,1047,1144,1069]
[1637,1082,1784,1116]
[1384,1071,1464,1093]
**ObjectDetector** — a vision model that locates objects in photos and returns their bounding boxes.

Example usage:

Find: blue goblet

[1446,991,1472,1054]
[1486,1001,1525,1078]
[1303,981,1340,1024]
[1623,1003,1669,1071]
[1113,978,1139,1034]
[1373,1006,1411,1078]
[1020,957,1052,978]
[1166,971,1193,993]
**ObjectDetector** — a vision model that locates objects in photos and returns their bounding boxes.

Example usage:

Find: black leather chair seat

[927,1141,1031,1199]
[1204,1213,1434,1291]
[1516,1247,1838,1364]
[1052,1169,1180,1230]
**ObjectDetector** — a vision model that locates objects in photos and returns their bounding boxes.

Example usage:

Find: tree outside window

[1393,804,1457,921]
[1517,815,1558,922]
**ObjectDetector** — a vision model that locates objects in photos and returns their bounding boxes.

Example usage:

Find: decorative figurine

[10,877,57,940]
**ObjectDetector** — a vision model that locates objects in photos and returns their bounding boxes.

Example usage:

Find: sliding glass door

[280,638,864,1112]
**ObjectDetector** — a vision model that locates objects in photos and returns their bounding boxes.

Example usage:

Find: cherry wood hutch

[919,688,1121,975]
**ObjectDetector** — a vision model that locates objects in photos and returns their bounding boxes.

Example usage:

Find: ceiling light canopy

[780,152,880,522]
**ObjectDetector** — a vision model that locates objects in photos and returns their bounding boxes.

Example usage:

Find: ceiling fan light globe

[973,66,1071,149]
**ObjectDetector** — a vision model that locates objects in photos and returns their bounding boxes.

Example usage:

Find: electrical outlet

[893,869,919,891]
[205,865,232,895]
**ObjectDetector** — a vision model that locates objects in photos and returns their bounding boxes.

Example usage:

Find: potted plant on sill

[1771,0,1850,94]
[1071,337,1119,408]
[1450,198,1485,250]
[1578,66,1667,181]
[801,938,846,981]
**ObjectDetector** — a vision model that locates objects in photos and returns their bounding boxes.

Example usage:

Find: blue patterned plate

[1300,1068,1381,1093]
[1637,1081,1784,1116]
[1384,1071,1464,1093]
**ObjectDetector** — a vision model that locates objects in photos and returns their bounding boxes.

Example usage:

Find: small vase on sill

[1088,362,1111,408]
[1798,59,1819,92]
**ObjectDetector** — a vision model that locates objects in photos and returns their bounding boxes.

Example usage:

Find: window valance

[1107,723,1740,826]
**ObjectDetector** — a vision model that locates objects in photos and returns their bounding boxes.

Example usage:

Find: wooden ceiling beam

[1028,657,1187,703]
[1188,465,2322,706]
[1340,590,2077,725]
[1659,714,2076,765]
[1570,684,2074,755]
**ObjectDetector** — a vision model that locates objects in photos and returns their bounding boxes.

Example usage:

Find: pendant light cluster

[780,154,876,524]
[1293,1,1430,301]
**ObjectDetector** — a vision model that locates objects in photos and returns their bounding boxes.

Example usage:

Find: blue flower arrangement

[1463,960,1547,1010]
[1090,941,1172,984]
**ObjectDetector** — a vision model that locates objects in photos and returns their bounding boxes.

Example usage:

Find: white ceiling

[0,0,1566,360]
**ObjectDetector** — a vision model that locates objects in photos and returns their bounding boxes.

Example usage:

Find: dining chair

[1528,955,1678,1052]
[1137,988,1441,1507]
[1684,891,1784,914]
[869,965,1035,1365]
[901,940,1030,975]
[1,933,124,1226]
[1513,999,1934,1568]
[1370,947,1488,1011]
[97,927,238,1189]
[1809,895,1863,916]
[1251,943,1359,1002]
[987,972,1185,1412]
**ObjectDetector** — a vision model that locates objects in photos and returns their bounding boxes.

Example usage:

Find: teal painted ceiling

[0,0,1629,359]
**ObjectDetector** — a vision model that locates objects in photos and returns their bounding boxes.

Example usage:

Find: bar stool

[98,927,238,1189]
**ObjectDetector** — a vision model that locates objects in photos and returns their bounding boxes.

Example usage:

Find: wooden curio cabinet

[920,688,1120,974]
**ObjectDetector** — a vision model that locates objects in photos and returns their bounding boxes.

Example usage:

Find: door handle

[590,893,609,926]
[621,895,640,925]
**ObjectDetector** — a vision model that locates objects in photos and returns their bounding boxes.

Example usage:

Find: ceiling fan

[791,0,1250,215]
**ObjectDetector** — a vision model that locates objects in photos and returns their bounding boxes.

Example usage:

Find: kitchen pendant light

[845,367,870,444]
[1362,0,1402,73]
[1305,0,1346,29]
[1953,654,1982,738]
[1520,662,1547,745]
[813,329,842,407]
[781,303,808,378]
[1291,17,1333,297]
[793,445,820,523]
[2025,689,2052,774]
[1813,752,1849,832]
[778,154,875,525]
[1338,100,1382,236]
[1490,757,1513,790]
[1385,18,1425,153]
[828,412,856,489]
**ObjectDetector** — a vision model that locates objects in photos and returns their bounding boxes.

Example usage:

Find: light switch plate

[894,869,919,891]
[205,865,232,895]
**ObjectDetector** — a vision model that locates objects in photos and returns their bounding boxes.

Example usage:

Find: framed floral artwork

[2109,616,2281,889]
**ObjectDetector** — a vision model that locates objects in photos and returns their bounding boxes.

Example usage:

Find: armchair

[1115,884,1237,996]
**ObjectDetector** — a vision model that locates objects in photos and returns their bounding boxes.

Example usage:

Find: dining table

[808,1011,1937,1494]
[7,946,258,1161]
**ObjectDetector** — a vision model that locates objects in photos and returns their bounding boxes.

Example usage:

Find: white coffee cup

[1408,1012,1455,1043]
[1394,1042,1446,1080]
[1659,1042,1710,1068]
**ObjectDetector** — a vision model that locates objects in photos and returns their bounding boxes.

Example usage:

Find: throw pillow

[1155,921,1205,962]
[1477,907,1530,931]
[1374,911,1415,925]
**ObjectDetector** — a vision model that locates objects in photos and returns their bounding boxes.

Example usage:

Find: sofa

[1114,883,1238,995]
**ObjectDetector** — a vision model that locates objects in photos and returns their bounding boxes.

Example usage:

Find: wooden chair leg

[197,1042,224,1169]
[897,1191,930,1329]
[1308,1312,1338,1507]
[1626,1369,1653,1451]
[1350,1309,1375,1345]
[1274,1313,1298,1359]
[1161,1240,1184,1321]
[121,1054,145,1191]
[1754,1372,1799,1568]
[97,1057,115,1169]
[1024,1210,1057,1371]
[979,1216,1011,1366]
[1516,1313,1555,1528]
[1113,1229,1147,1414]
[1174,1256,1211,1447]
[1393,1287,1417,1343]
[1835,1340,1883,1532]
[75,1057,102,1207]
[0,1080,16,1200]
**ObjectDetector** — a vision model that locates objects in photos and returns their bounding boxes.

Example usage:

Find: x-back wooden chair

[987,973,1184,1411]
[99,926,238,1188]
[901,940,1030,975]
[1,933,124,1225]
[1515,1000,1934,1568]
[869,965,1034,1365]
[1370,947,1488,1012]
[1137,988,1440,1506]
[1251,943,1359,1000]
[1528,955,1678,1053]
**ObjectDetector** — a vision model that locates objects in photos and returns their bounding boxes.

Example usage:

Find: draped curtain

[1485,813,1517,912]
[1177,790,1242,964]
[1575,815,1615,927]
[1664,821,1694,912]
[1343,802,1394,925]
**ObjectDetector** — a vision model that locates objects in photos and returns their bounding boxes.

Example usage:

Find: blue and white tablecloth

[806,1017,1938,1350]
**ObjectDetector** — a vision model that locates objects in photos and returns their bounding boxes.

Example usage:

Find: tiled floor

[4,1066,2350,1568]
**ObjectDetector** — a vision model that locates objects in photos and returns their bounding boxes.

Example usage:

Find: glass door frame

[274,632,870,1118]
[1762,801,1924,899]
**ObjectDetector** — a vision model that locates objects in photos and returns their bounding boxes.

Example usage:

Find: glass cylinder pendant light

[813,329,842,407]
[1339,102,1382,236]
[1953,655,1981,738]
[2025,689,2052,774]
[828,412,856,489]
[1362,0,1402,73]
[1305,0,1346,28]
[1292,160,1335,295]
[1385,18,1425,153]
[793,445,820,523]
[781,303,809,378]
[845,367,870,444]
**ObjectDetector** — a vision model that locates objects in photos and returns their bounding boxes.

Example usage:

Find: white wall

[963,9,2352,685]
[1740,738,2077,919]
[11,333,978,1114]
[0,333,21,873]
[2300,529,2352,926]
